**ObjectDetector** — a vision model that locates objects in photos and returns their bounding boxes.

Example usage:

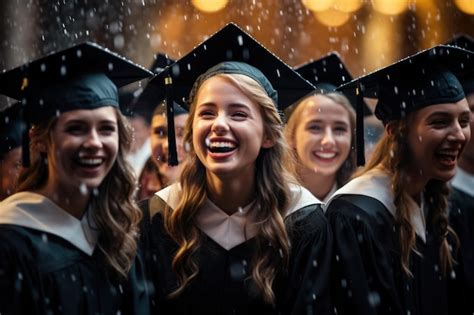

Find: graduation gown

[140,183,332,315]
[448,168,474,314]
[325,168,452,315]
[0,192,149,315]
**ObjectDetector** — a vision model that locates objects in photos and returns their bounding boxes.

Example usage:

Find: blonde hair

[17,108,142,279]
[356,117,458,276]
[163,73,295,304]
[284,92,356,187]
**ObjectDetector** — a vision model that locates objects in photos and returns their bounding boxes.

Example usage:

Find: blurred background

[1,0,473,108]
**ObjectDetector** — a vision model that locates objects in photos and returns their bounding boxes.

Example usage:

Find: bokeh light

[302,0,336,12]
[191,0,228,13]
[454,0,474,15]
[372,0,409,15]
[314,8,350,27]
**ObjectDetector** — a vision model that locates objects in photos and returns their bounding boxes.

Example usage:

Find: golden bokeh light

[454,0,474,14]
[302,0,336,12]
[333,0,363,13]
[191,0,228,13]
[314,8,350,27]
[372,0,409,15]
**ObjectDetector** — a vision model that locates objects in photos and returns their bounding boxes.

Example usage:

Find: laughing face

[291,94,352,178]
[406,99,471,182]
[192,75,273,180]
[43,106,119,194]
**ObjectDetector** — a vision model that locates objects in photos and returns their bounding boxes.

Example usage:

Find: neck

[298,166,336,201]
[459,156,474,175]
[206,172,255,215]
[35,180,90,219]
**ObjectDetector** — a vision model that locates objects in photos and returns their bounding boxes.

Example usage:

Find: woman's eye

[65,125,84,134]
[100,125,116,133]
[153,128,167,138]
[334,127,348,134]
[308,125,322,132]
[232,111,248,119]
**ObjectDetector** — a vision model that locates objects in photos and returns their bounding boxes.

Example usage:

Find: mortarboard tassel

[164,69,178,166]
[356,84,365,166]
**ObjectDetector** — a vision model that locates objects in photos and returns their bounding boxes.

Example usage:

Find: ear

[261,135,275,149]
[385,122,396,138]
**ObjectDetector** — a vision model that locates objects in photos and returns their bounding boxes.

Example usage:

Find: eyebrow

[305,119,350,125]
[427,110,471,118]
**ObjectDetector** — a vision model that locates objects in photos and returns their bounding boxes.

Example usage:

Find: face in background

[150,112,189,185]
[406,99,471,183]
[290,94,352,179]
[192,75,273,180]
[40,106,119,195]
[458,92,474,167]
[0,147,22,200]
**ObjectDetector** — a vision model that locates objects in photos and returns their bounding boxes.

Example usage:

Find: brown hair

[17,108,142,278]
[356,117,458,276]
[284,92,356,187]
[163,73,295,304]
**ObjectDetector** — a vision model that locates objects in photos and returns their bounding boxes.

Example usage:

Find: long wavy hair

[284,92,356,187]
[163,73,295,304]
[17,107,142,279]
[356,116,458,276]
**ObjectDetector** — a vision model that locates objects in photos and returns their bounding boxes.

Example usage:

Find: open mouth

[206,140,238,154]
[435,149,458,166]
[75,157,104,168]
[314,151,337,159]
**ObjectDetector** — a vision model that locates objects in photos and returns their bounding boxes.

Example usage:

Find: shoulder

[326,194,393,228]
[0,225,39,263]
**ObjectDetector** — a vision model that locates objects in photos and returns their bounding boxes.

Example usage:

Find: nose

[83,129,102,149]
[448,121,467,143]
[321,127,336,147]
[211,113,229,134]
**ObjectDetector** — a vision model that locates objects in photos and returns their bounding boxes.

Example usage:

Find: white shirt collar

[156,183,321,250]
[0,192,99,255]
[325,168,427,243]
[451,167,474,197]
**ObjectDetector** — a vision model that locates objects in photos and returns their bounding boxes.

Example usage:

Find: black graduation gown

[448,187,474,314]
[326,194,451,315]
[140,191,333,315]
[0,225,149,315]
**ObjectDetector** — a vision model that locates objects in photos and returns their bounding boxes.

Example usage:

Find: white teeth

[437,149,457,155]
[209,141,236,149]
[78,158,102,165]
[315,152,336,159]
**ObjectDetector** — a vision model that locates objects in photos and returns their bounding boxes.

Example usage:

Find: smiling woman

[139,23,333,315]
[325,45,472,315]
[0,42,153,315]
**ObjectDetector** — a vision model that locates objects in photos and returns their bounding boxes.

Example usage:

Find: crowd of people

[0,23,472,315]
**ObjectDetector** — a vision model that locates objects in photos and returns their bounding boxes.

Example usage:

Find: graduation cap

[145,22,315,165]
[0,103,25,156]
[294,52,372,116]
[0,41,153,165]
[446,34,474,95]
[337,44,473,166]
[127,53,180,123]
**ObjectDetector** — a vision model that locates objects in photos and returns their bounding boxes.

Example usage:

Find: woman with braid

[140,24,332,314]
[325,45,472,315]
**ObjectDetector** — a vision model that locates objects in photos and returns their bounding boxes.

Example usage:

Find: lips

[435,148,459,167]
[314,151,337,159]
[75,156,105,168]
[206,138,238,158]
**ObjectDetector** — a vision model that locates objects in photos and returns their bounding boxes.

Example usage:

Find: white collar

[325,168,427,243]
[451,167,474,197]
[156,183,321,250]
[0,192,99,255]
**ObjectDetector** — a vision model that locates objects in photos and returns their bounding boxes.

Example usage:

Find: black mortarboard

[446,34,474,95]
[294,52,372,116]
[338,45,473,165]
[129,53,180,123]
[0,42,153,165]
[0,103,25,156]
[146,22,315,165]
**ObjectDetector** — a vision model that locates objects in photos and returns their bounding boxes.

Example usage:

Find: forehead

[152,113,188,127]
[57,106,117,123]
[196,76,247,102]
[415,99,469,115]
[300,95,350,117]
